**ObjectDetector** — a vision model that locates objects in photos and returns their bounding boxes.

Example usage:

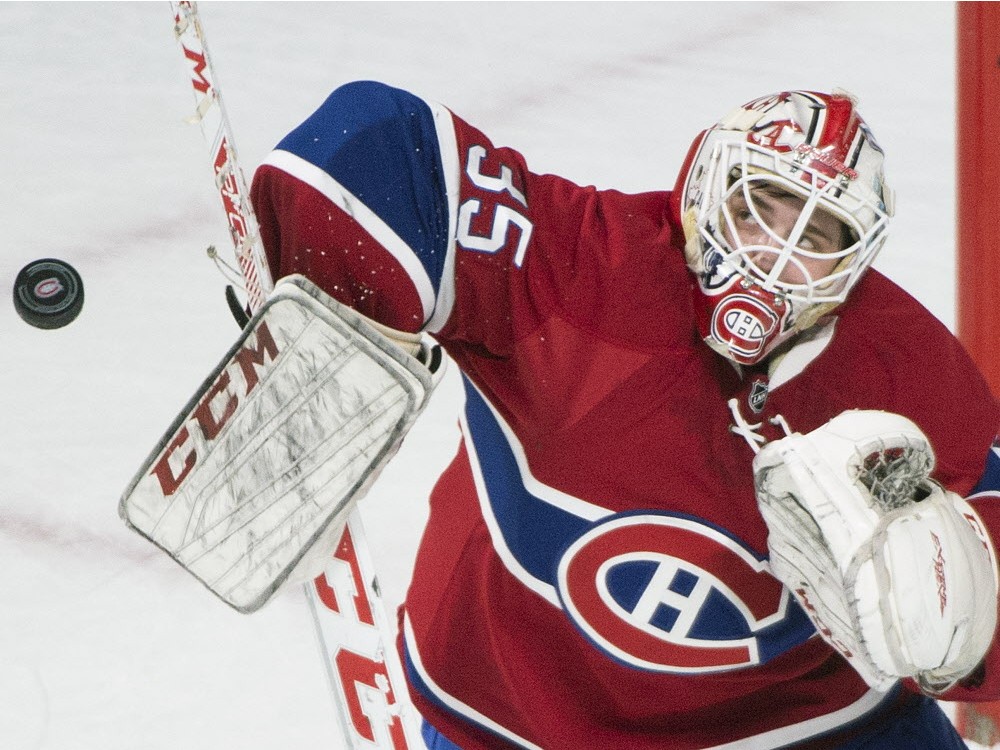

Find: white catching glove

[753,410,999,693]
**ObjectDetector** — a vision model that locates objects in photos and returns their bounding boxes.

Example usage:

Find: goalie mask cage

[955,2,1000,747]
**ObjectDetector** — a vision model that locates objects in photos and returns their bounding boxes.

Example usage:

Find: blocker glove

[121,275,440,613]
[753,410,999,693]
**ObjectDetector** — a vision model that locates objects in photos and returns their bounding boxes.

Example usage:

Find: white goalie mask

[672,91,895,365]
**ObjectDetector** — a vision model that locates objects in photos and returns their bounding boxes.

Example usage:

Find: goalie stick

[169,3,423,747]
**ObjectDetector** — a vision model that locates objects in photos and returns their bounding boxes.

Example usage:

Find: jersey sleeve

[250,80,682,354]
[250,80,460,333]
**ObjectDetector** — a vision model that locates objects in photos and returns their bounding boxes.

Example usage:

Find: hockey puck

[13,258,84,329]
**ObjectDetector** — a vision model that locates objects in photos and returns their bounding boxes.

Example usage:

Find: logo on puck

[34,277,65,299]
[13,258,84,329]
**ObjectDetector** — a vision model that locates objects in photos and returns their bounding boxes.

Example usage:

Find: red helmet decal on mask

[690,277,796,365]
[711,294,779,360]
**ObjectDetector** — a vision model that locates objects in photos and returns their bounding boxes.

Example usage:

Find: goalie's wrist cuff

[351,306,445,381]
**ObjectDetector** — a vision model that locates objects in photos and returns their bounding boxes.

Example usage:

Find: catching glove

[753,410,998,693]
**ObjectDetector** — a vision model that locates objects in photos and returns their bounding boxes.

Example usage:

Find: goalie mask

[673,90,894,365]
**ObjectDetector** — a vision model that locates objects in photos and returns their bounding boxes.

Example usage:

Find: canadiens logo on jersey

[557,514,813,672]
[462,376,815,675]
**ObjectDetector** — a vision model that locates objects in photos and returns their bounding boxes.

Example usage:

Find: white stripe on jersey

[262,148,438,326]
[423,99,460,335]
[705,687,891,750]
[405,610,894,750]
[459,378,612,607]
[403,614,546,750]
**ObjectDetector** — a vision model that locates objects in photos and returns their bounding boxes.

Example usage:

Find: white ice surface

[0,2,982,748]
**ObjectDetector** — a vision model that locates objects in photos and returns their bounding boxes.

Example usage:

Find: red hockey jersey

[250,81,1000,749]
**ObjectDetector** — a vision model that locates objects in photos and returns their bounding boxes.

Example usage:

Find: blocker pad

[120,275,434,612]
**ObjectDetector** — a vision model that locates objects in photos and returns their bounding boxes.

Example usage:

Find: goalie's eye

[726,184,847,256]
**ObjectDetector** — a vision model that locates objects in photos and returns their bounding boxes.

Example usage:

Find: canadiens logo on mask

[692,256,794,366]
[710,293,779,361]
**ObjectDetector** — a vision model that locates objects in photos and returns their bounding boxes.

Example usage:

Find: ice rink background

[0,2,977,748]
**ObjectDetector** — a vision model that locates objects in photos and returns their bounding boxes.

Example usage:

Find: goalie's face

[684,175,860,366]
[721,180,852,291]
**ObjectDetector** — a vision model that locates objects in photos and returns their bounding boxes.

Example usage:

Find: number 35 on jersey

[457,145,534,268]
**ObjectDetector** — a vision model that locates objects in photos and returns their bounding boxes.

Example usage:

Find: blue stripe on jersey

[420,721,462,750]
[463,374,817,669]
[972,442,1000,495]
[824,691,968,749]
[405,619,922,749]
[275,81,450,296]
[462,375,594,587]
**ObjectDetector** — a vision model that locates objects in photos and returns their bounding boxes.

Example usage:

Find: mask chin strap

[727,398,793,454]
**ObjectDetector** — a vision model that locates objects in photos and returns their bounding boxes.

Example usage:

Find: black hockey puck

[13,258,84,329]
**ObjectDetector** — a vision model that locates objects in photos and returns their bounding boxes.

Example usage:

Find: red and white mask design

[691,250,796,366]
[673,90,894,366]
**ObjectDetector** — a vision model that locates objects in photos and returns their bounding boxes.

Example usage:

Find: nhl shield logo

[748,378,769,414]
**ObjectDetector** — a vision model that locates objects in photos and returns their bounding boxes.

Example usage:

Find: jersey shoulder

[811,269,999,492]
